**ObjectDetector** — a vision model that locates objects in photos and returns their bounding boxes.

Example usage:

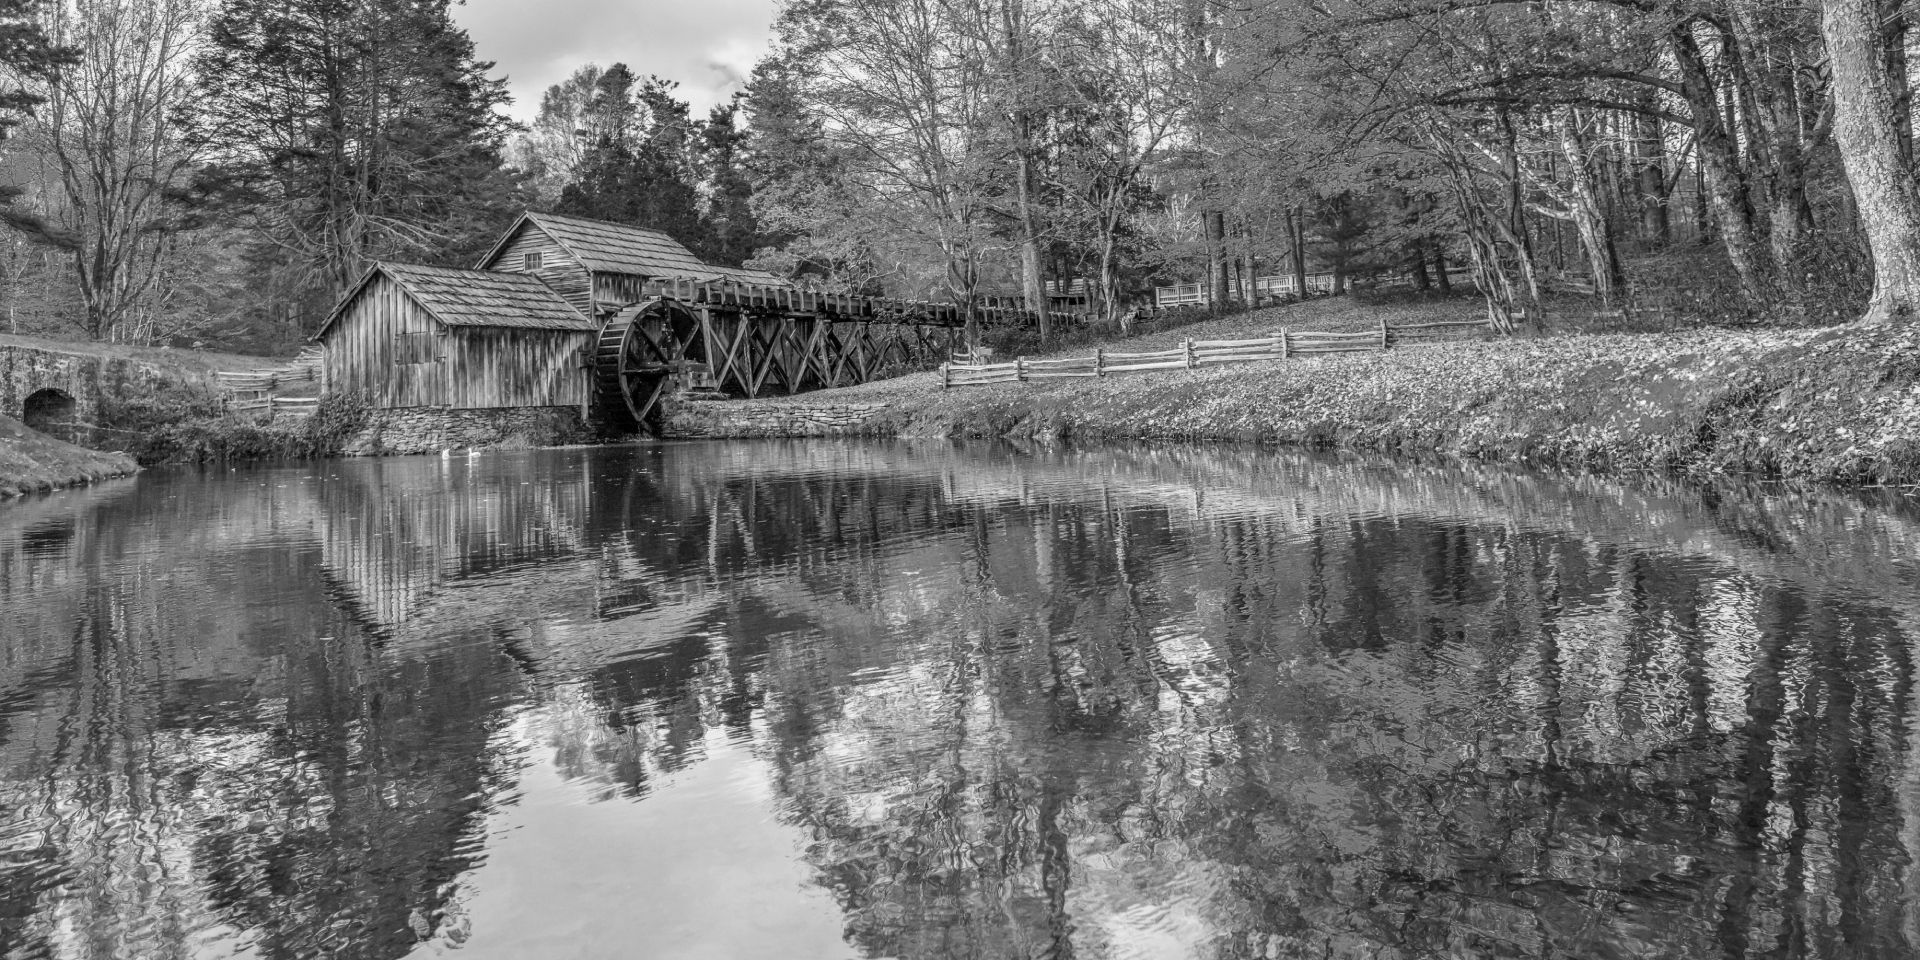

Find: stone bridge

[0,341,187,446]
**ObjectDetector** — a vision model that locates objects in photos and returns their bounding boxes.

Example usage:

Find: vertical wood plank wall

[449,329,589,408]
[483,224,596,317]
[323,274,449,407]
[592,274,653,315]
[324,273,591,409]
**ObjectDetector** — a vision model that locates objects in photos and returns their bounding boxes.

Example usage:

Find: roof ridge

[527,210,674,237]
[315,260,594,339]
[382,260,555,283]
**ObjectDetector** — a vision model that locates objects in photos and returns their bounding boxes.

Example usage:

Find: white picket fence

[1154,266,1478,309]
[1154,274,1336,308]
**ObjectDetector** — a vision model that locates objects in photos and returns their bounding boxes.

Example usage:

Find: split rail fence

[942,318,1488,388]
[217,345,324,419]
[226,395,322,420]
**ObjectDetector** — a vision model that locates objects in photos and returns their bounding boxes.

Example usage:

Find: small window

[523,251,544,271]
[393,332,441,365]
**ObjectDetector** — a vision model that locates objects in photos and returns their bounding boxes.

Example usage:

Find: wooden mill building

[315,211,1029,443]
[475,212,788,317]
[316,263,597,410]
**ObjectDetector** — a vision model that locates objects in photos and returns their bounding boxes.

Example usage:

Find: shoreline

[0,416,140,499]
[666,320,1920,489]
[11,299,1916,495]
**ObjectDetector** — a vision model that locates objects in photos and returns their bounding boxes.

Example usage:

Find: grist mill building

[314,212,1022,453]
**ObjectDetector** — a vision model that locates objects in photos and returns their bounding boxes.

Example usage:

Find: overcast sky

[454,0,784,122]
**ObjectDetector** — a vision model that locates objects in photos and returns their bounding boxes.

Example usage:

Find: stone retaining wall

[343,406,589,455]
[661,398,889,438]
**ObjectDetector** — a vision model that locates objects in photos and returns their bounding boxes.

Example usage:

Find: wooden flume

[594,277,1028,431]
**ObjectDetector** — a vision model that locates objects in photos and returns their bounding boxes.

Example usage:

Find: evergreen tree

[190,0,525,327]
[0,0,71,216]
[554,73,710,253]
[699,97,760,267]
[585,63,641,147]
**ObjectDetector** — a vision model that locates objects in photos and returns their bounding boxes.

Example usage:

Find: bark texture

[1821,0,1920,322]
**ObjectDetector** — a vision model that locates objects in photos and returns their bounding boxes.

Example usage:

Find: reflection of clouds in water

[9,442,1920,959]
[415,718,850,960]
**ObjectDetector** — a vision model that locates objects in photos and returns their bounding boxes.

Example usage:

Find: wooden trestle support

[593,279,1003,432]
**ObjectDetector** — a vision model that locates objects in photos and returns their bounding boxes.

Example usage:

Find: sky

[453,0,784,122]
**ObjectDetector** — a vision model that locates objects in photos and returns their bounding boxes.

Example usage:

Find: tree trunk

[1636,112,1671,243]
[1002,0,1052,342]
[1556,108,1627,305]
[1016,189,1052,340]
[1204,209,1229,312]
[1889,6,1913,167]
[1670,21,1773,302]
[1290,205,1308,296]
[1099,231,1122,331]
[1822,0,1920,322]
[1434,251,1452,293]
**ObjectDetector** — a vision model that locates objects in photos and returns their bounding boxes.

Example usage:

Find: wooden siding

[592,273,655,314]
[322,273,452,407]
[485,223,595,317]
[445,327,589,409]
[321,273,590,410]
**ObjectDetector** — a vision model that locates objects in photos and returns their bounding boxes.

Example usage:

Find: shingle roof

[315,262,596,339]
[503,212,790,286]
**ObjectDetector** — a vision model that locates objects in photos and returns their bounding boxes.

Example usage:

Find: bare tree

[1051,0,1193,328]
[507,64,610,208]
[767,0,1004,334]
[15,0,201,342]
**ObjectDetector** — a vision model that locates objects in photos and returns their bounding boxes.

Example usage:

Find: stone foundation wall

[661,398,889,438]
[343,405,588,455]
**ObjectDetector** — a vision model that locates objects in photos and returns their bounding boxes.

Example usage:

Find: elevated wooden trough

[594,278,1035,427]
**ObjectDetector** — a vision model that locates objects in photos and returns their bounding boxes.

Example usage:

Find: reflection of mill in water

[13,444,1920,959]
[310,442,1920,677]
[307,441,1920,808]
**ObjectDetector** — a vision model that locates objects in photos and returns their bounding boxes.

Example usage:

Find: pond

[3,440,1919,959]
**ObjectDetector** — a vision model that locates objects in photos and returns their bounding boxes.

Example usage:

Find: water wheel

[593,298,701,432]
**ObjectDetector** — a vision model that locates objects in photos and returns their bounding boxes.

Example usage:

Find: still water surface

[4,441,1920,959]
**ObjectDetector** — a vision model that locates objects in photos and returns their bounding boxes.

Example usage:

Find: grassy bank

[676,294,1920,486]
[0,416,138,498]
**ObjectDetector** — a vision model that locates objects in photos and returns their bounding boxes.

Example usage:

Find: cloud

[454,0,781,121]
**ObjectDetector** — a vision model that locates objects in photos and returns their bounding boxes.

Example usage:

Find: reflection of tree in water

[0,476,529,960]
[185,630,525,960]
[751,488,1920,959]
[5,444,1920,959]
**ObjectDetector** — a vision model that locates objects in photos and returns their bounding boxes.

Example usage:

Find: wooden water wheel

[593,298,701,432]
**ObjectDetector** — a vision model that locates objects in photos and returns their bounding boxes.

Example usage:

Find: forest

[1,0,1918,352]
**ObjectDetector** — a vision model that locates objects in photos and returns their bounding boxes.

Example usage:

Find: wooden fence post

[1017,358,1027,382]
[941,363,951,389]
[1095,348,1105,377]
[1379,318,1390,350]
[1280,328,1290,360]
[1184,338,1196,370]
